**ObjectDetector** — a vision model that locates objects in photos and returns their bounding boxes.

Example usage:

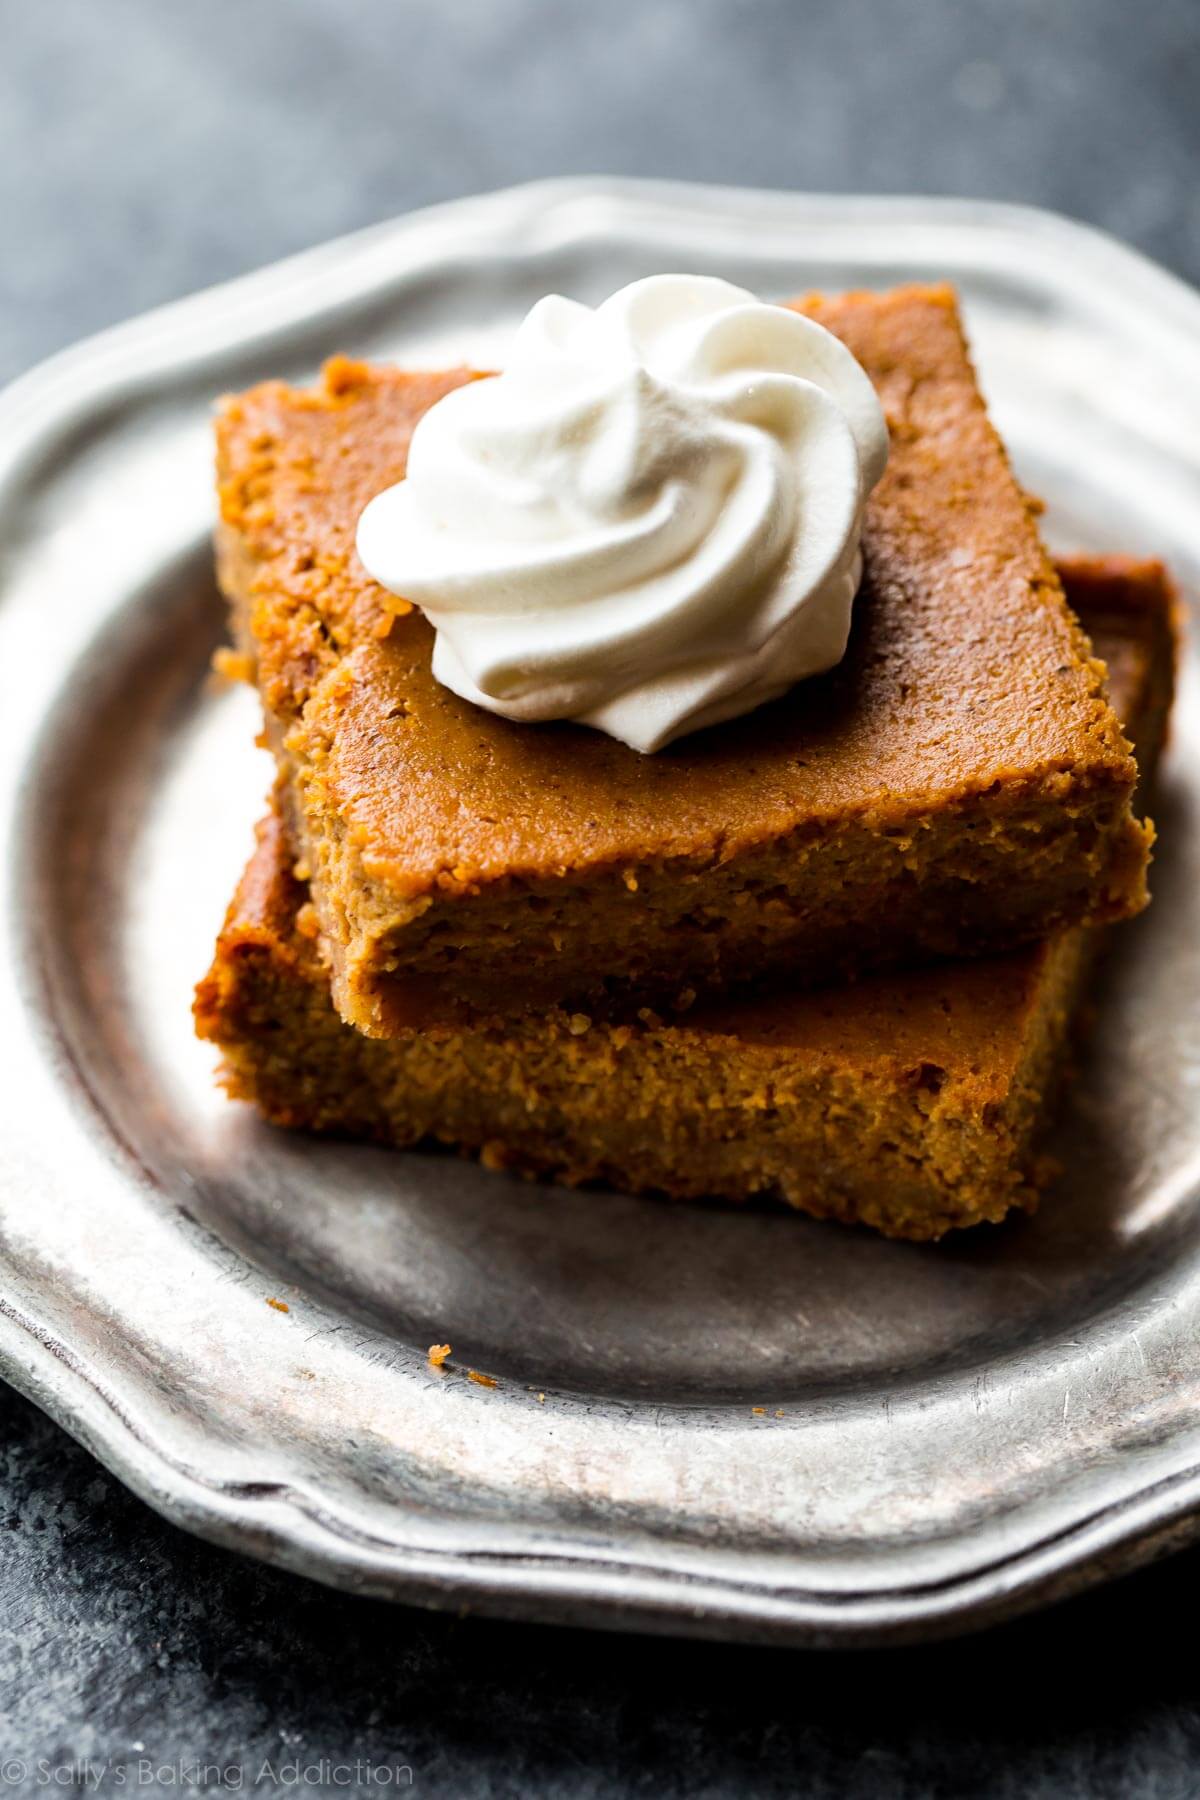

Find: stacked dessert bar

[196,286,1176,1240]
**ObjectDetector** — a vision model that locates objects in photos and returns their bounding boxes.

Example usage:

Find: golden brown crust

[195,557,1175,1240]
[216,292,1150,1032]
[194,805,1076,1239]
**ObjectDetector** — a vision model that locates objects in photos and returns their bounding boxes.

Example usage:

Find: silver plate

[3,179,1200,1647]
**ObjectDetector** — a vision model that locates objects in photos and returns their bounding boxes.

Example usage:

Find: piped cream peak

[357,275,888,752]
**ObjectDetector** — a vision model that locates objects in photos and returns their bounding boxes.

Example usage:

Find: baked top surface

[217,286,1137,894]
[199,557,1174,1100]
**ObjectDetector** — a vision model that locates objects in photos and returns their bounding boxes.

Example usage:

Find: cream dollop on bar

[356,275,888,752]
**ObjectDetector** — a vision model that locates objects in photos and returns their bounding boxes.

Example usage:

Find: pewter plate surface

[3,180,1200,1646]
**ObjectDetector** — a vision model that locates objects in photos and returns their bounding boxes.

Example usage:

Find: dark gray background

[5,0,1200,382]
[4,1,1200,1793]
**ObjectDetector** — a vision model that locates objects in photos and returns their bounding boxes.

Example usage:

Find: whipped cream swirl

[356,275,888,753]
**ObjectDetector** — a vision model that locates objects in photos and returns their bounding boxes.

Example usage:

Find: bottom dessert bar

[195,558,1176,1242]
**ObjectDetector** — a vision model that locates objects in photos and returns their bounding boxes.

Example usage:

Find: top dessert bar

[216,285,1151,1036]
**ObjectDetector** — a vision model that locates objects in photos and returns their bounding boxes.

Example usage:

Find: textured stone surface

[2,0,1199,383]
[3,1,1200,1790]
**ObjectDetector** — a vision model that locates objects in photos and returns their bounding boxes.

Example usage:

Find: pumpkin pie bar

[215,287,1151,1037]
[195,557,1176,1240]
